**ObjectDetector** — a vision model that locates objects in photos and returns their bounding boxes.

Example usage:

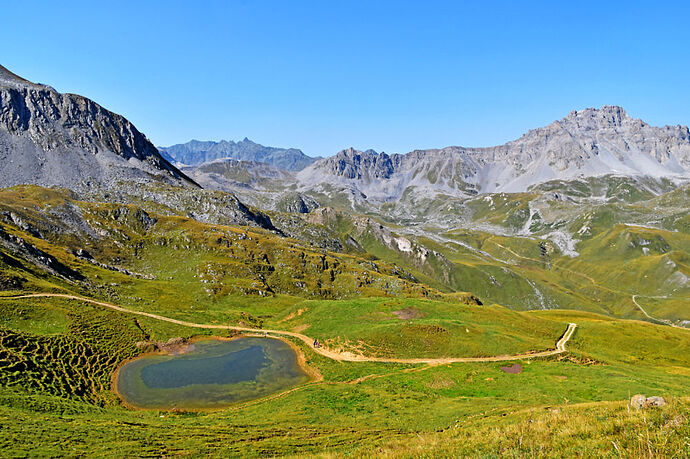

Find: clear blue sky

[3,1,689,157]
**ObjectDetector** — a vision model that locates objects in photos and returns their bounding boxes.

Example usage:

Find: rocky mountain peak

[566,105,628,122]
[320,148,395,180]
[0,65,39,89]
[0,64,194,191]
[336,147,381,158]
[558,105,638,131]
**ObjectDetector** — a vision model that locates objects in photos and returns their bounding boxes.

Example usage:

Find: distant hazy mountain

[159,138,317,171]
[297,106,690,202]
[0,65,194,192]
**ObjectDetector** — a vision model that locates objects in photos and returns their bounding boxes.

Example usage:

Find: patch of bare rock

[630,394,667,409]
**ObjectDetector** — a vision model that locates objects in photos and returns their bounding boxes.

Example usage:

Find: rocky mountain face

[0,65,194,192]
[297,106,690,203]
[0,65,301,235]
[181,158,293,193]
[160,138,317,171]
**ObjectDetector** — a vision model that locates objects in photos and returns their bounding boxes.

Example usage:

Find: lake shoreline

[111,333,318,412]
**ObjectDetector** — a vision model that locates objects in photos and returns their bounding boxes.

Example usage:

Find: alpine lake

[115,337,311,410]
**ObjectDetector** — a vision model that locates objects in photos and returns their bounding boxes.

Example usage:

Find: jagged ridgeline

[296,106,690,202]
[159,138,317,171]
[0,65,196,192]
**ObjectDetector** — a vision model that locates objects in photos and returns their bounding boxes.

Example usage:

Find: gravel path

[3,293,577,364]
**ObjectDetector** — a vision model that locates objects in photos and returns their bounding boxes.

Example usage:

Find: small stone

[645,396,666,408]
[630,394,646,409]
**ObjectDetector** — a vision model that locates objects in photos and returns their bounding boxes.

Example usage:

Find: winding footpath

[631,295,686,329]
[2,293,577,364]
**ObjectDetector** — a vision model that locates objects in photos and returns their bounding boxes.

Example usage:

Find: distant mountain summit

[2,64,688,213]
[317,148,395,180]
[0,65,194,192]
[297,106,690,201]
[159,138,317,171]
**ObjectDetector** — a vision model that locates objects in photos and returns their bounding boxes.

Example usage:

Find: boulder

[630,394,667,409]
[630,394,646,409]
[645,396,667,408]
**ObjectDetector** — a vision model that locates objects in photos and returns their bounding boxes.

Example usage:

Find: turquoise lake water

[116,337,310,410]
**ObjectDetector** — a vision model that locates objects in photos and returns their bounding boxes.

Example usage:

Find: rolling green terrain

[0,183,688,456]
[1,294,689,456]
[294,180,689,329]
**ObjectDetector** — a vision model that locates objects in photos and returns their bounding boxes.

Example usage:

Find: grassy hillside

[0,184,688,456]
[287,183,689,328]
[276,297,564,358]
[0,292,688,456]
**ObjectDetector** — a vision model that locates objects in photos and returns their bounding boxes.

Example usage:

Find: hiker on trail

[313,338,320,348]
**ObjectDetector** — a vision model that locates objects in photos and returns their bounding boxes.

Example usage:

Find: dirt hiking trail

[4,293,577,364]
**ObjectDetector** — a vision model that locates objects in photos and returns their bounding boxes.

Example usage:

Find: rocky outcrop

[322,148,396,180]
[0,222,85,282]
[306,207,457,284]
[0,65,196,192]
[276,193,319,213]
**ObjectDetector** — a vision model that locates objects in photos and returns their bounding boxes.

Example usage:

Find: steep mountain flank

[0,66,301,233]
[0,65,195,192]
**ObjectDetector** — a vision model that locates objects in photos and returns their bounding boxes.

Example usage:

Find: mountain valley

[0,64,688,457]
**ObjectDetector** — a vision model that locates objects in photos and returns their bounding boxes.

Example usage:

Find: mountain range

[159,106,690,216]
[159,138,317,171]
[1,63,689,457]
[295,106,690,202]
[7,59,685,206]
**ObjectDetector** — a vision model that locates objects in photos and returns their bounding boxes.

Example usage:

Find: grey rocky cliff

[323,148,396,180]
[0,65,196,192]
[276,192,320,214]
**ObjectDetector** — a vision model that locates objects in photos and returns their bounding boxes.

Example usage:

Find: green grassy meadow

[0,185,688,456]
